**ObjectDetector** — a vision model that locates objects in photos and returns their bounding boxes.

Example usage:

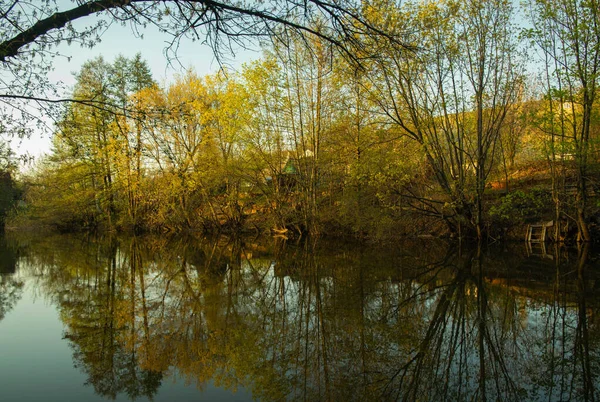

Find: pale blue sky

[11,8,259,163]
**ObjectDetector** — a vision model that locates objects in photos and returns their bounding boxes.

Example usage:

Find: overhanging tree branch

[0,0,131,62]
[0,0,406,64]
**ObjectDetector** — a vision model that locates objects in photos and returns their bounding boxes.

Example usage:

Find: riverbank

[8,160,600,244]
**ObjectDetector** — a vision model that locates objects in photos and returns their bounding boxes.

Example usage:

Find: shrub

[488,190,549,225]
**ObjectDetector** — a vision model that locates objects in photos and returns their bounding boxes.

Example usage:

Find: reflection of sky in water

[0,272,99,401]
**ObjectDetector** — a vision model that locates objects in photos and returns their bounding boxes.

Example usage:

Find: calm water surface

[0,234,599,401]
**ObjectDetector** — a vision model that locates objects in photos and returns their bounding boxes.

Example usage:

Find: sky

[9,8,259,165]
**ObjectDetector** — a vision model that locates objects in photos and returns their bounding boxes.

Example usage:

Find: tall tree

[526,0,600,241]
[43,55,155,230]
[69,57,118,228]
[109,54,155,229]
[271,32,340,234]
[369,0,523,239]
[241,56,292,230]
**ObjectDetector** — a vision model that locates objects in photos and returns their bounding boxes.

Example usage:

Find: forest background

[1,0,599,243]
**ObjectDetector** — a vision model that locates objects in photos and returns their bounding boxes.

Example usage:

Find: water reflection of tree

[382,244,600,402]
[0,236,23,322]
[531,243,600,401]
[14,233,600,401]
[380,247,525,401]
[21,235,162,400]
[0,275,23,321]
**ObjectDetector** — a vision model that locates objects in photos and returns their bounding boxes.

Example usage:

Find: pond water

[0,233,599,401]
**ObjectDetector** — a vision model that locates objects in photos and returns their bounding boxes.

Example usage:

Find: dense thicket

[9,0,600,242]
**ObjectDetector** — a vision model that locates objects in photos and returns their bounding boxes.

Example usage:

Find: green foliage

[0,138,18,226]
[0,170,18,231]
[488,190,550,224]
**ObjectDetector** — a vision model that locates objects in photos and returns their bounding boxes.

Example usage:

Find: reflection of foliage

[69,335,163,401]
[19,235,163,400]
[0,236,17,274]
[12,233,600,401]
[0,236,22,321]
[0,274,23,321]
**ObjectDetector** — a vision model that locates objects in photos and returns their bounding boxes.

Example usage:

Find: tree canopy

[0,0,404,163]
[6,0,600,242]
